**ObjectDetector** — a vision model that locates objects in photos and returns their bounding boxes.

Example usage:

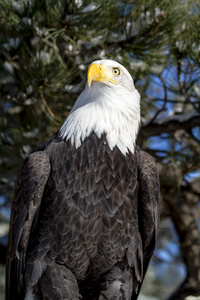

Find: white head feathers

[59,59,140,155]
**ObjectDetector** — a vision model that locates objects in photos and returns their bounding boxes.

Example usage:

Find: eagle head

[59,59,141,155]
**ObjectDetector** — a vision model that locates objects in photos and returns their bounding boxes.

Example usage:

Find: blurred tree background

[0,0,200,299]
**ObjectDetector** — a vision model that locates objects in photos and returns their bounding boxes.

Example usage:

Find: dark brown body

[6,132,160,300]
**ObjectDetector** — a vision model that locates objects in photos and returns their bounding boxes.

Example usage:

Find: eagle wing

[132,148,160,298]
[6,151,51,300]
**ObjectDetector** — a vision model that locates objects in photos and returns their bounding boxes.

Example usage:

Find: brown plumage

[6,59,161,300]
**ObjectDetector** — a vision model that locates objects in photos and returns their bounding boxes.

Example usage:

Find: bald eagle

[6,60,160,300]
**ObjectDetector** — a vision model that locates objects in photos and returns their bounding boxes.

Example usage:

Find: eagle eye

[112,67,121,76]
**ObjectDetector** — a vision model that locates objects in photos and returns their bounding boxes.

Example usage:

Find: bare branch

[140,111,200,137]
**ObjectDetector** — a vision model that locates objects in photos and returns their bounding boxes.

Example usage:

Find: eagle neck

[58,84,140,156]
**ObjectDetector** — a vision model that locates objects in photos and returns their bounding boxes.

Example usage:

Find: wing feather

[6,151,50,300]
[138,149,160,256]
[131,147,160,298]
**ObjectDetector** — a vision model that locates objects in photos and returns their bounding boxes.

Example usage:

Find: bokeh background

[0,1,200,299]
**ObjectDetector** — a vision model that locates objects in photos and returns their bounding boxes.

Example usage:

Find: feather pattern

[6,133,160,300]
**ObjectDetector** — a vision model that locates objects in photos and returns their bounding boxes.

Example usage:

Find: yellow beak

[87,63,118,87]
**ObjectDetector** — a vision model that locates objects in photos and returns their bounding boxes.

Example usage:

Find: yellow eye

[112,67,121,76]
